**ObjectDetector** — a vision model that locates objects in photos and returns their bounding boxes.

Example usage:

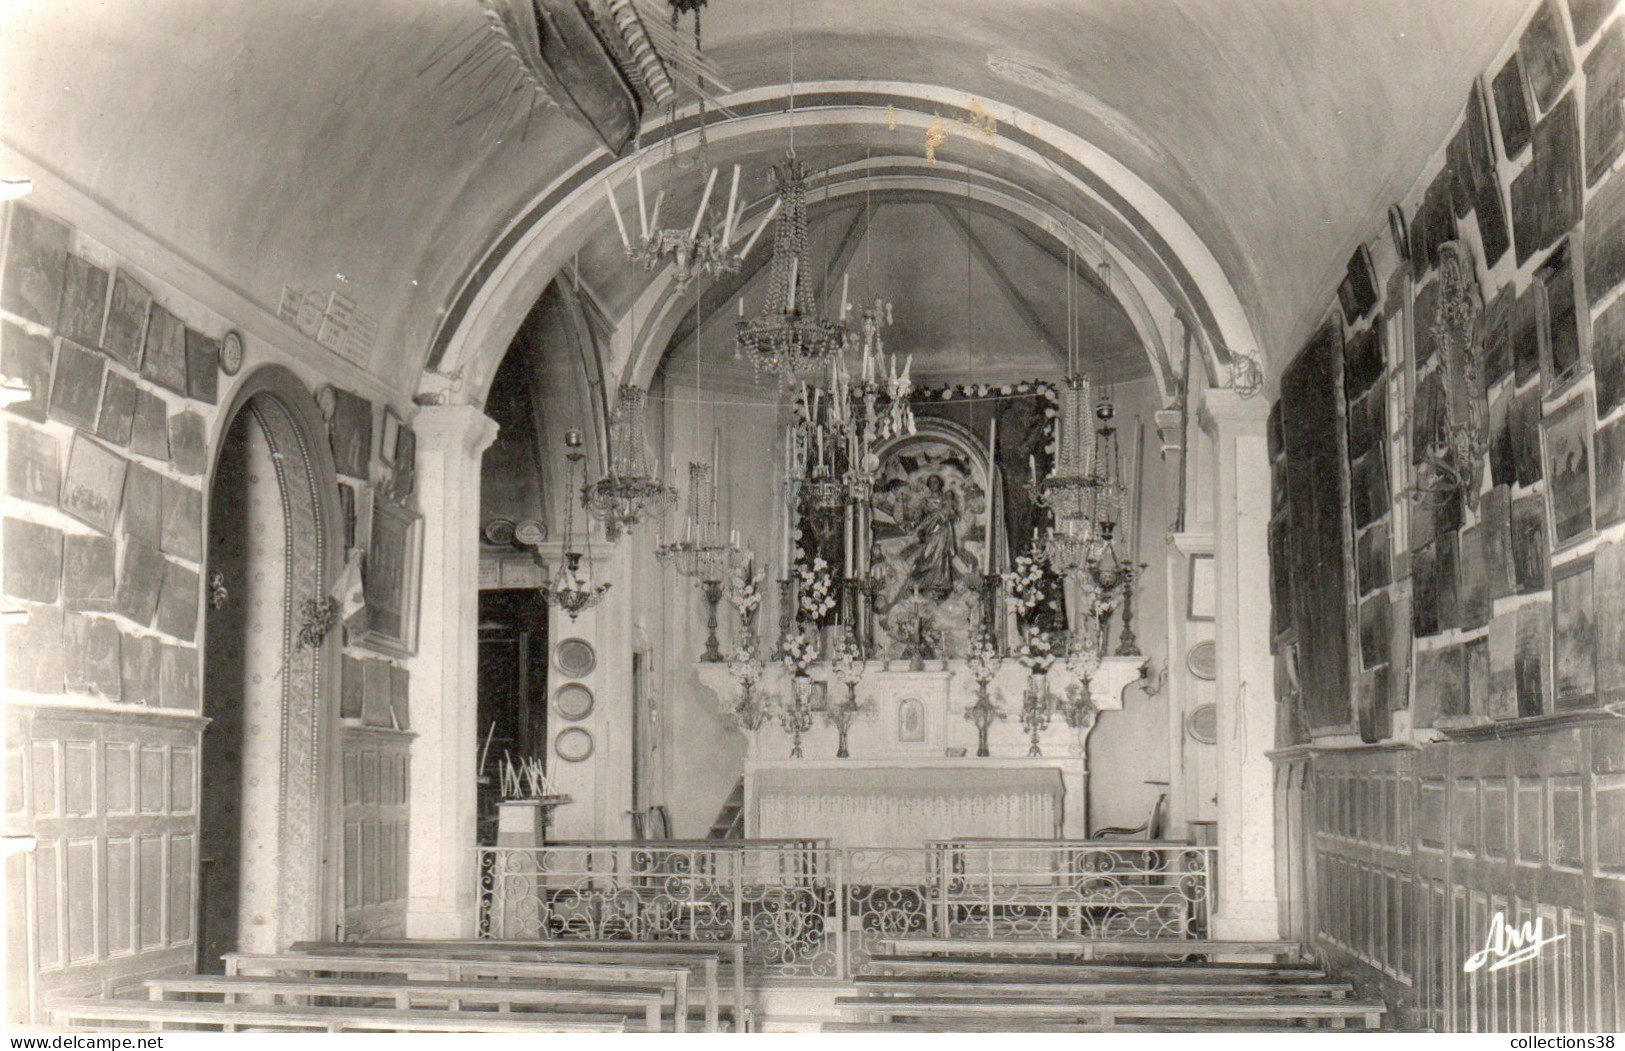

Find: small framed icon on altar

[897,698,926,743]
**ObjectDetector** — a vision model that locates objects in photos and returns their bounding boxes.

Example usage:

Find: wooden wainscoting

[339,726,411,940]
[4,704,204,1021]
[1273,716,1623,1032]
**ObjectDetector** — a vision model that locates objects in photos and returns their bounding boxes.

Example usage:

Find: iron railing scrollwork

[477,841,1216,979]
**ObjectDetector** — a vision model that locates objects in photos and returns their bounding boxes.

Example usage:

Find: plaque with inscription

[1,321,52,421]
[1583,21,1624,185]
[1596,415,1625,528]
[3,517,60,603]
[155,559,199,642]
[96,370,138,447]
[0,201,68,328]
[47,338,105,432]
[1511,94,1582,266]
[1492,53,1533,158]
[65,612,121,700]
[1511,492,1550,594]
[1511,385,1543,486]
[62,533,117,611]
[1535,241,1586,391]
[101,269,152,371]
[183,327,219,404]
[141,304,188,396]
[120,630,160,707]
[1480,285,1513,390]
[1520,0,1573,110]
[1586,173,1625,308]
[1596,541,1625,707]
[1540,391,1594,548]
[116,536,165,627]
[1482,485,1515,600]
[122,461,163,545]
[1488,610,1518,719]
[6,421,58,507]
[168,410,207,476]
[1515,600,1552,716]
[160,477,202,562]
[1465,636,1491,719]
[1552,557,1596,709]
[159,644,198,711]
[57,254,109,348]
[6,603,63,695]
[129,389,169,461]
[60,433,127,534]
[1597,297,1625,419]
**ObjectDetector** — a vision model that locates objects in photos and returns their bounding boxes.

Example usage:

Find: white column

[406,403,498,937]
[1199,388,1279,939]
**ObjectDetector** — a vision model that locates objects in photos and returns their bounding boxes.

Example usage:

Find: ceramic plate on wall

[554,682,595,721]
[1187,640,1217,681]
[554,637,596,678]
[555,726,594,763]
[1186,703,1219,745]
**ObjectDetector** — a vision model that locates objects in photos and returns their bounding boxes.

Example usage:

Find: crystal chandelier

[541,431,611,621]
[583,385,679,536]
[735,152,848,383]
[656,459,745,582]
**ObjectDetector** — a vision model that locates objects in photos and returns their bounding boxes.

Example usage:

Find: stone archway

[199,366,344,962]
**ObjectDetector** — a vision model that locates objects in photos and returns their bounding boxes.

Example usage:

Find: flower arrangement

[1015,623,1056,675]
[796,556,838,622]
[965,630,1003,686]
[726,558,762,620]
[781,629,822,678]
[1003,553,1048,619]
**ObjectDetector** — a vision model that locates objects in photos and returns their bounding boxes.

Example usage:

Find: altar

[697,654,1145,844]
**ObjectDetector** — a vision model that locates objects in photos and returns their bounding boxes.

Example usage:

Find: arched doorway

[197,367,343,970]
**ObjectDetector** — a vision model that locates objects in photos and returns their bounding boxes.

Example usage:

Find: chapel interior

[1,0,1623,1034]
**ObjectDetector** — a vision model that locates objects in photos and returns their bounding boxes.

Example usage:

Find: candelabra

[540,433,611,621]
[964,630,1005,758]
[774,579,795,658]
[1020,674,1053,758]
[779,677,818,759]
[736,152,848,383]
[827,631,867,758]
[1059,681,1099,759]
[607,163,778,295]
[583,386,678,536]
[658,459,745,660]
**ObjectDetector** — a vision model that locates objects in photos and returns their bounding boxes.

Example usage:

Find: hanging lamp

[583,384,679,535]
[541,430,612,620]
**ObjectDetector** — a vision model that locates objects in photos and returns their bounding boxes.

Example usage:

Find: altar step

[708,779,745,839]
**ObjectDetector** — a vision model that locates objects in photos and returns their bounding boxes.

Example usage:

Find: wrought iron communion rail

[477,841,1216,979]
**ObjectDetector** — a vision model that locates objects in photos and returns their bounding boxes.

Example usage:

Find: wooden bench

[314,936,749,1031]
[144,974,666,1031]
[834,994,1385,1029]
[224,952,691,1032]
[854,974,1355,999]
[820,1020,1348,1033]
[876,936,1305,962]
[286,941,723,1032]
[867,954,1328,980]
[43,996,623,1033]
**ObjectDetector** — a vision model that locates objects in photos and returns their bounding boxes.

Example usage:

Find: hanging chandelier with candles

[583,384,679,536]
[607,162,782,295]
[1031,375,1124,568]
[735,151,848,383]
[541,431,611,621]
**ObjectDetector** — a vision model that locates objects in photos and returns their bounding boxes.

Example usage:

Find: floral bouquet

[1002,552,1048,619]
[1014,623,1056,676]
[781,629,822,678]
[796,556,838,621]
[965,629,1003,686]
[726,558,762,620]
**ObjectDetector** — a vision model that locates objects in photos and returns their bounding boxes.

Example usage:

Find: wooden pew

[868,955,1328,981]
[224,952,691,1032]
[144,975,666,1031]
[303,937,748,1031]
[287,941,724,1032]
[834,993,1386,1029]
[853,974,1355,999]
[43,996,623,1033]
[876,936,1305,962]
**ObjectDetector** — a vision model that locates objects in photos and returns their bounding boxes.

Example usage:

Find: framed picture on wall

[1187,553,1216,621]
[356,498,422,657]
[1540,390,1595,550]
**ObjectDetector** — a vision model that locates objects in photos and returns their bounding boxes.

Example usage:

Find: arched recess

[417,82,1261,411]
[201,365,345,953]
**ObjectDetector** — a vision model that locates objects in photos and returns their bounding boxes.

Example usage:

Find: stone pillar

[1198,388,1279,939]
[405,404,498,937]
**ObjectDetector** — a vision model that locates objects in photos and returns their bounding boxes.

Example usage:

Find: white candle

[649,189,664,235]
[738,296,745,319]
[722,164,741,245]
[738,198,780,260]
[691,166,719,240]
[985,417,998,558]
[635,166,648,238]
[840,273,850,318]
[605,182,630,248]
[1029,455,1038,485]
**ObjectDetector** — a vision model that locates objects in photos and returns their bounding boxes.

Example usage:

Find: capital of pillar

[1197,387,1270,440]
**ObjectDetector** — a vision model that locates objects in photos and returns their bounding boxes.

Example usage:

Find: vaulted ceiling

[0,0,1532,399]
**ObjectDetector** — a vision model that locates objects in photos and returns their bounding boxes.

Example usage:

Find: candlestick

[722,164,741,246]
[690,166,718,240]
[635,166,648,238]
[649,189,664,236]
[738,198,779,260]
[1029,455,1038,486]
[605,182,630,248]
[985,417,998,559]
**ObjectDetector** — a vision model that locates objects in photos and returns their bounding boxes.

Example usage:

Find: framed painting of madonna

[865,421,995,659]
